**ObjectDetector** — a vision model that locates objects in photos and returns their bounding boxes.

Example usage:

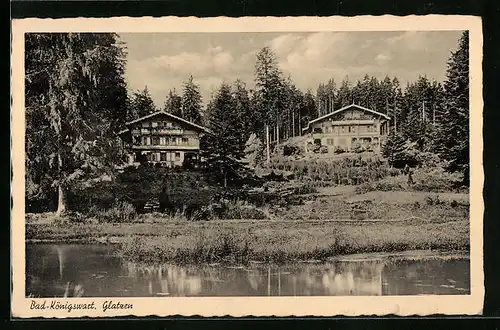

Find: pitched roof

[307,103,391,127]
[124,110,210,133]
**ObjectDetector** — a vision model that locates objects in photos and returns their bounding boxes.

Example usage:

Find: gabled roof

[308,103,391,127]
[123,110,210,133]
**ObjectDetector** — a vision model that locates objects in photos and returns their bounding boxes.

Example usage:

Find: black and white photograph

[11,16,483,317]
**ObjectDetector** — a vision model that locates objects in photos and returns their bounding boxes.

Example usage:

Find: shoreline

[26,219,470,264]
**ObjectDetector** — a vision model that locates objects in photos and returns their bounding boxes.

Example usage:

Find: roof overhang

[124,110,211,133]
[303,103,391,132]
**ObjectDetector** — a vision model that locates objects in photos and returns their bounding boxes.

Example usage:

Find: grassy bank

[26,218,469,264]
[26,183,469,264]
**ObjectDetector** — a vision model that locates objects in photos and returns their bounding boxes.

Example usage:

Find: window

[160,152,167,161]
[152,136,160,145]
[160,137,166,145]
[182,137,189,145]
[313,127,323,134]
[327,138,334,145]
[152,122,158,128]
[341,126,346,133]
[175,152,181,161]
[351,126,356,133]
[133,136,141,144]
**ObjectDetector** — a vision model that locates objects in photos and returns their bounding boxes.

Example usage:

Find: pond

[26,244,470,297]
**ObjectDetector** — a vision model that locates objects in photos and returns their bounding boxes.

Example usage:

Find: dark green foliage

[202,83,248,187]
[25,33,128,214]
[382,132,419,168]
[244,133,265,168]
[232,79,254,143]
[265,155,392,185]
[181,75,202,124]
[435,31,469,182]
[128,86,157,121]
[163,89,182,117]
[300,90,316,132]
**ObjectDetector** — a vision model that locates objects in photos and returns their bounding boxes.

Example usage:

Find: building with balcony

[302,103,391,153]
[117,111,210,167]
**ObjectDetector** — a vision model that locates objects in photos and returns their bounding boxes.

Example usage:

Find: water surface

[26,244,470,297]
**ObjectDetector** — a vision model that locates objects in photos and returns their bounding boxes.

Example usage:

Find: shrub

[383,133,419,168]
[88,201,137,223]
[334,146,346,154]
[412,167,464,192]
[415,152,443,168]
[355,175,406,194]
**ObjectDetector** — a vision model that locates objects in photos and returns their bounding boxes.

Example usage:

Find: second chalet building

[118,111,209,167]
[302,103,391,153]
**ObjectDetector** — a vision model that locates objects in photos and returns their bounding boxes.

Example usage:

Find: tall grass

[117,220,469,264]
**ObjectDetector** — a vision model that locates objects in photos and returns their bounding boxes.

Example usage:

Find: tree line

[25,31,469,214]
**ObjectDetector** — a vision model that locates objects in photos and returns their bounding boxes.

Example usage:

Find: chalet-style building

[302,103,391,153]
[118,111,209,167]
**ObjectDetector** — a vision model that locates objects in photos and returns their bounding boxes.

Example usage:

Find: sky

[118,31,463,108]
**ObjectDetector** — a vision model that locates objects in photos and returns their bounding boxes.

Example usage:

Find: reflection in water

[26,244,470,297]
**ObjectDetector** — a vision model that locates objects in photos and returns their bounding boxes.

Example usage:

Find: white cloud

[213,52,234,70]
[375,53,391,63]
[135,47,234,76]
[270,34,302,57]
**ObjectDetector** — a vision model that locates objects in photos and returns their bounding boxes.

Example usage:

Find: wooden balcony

[131,145,199,151]
[329,119,376,125]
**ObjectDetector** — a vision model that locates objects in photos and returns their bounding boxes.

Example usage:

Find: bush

[265,155,392,185]
[88,201,137,223]
[355,176,406,194]
[412,167,464,192]
[383,133,419,168]
[334,146,346,154]
[415,152,443,168]
[351,142,365,154]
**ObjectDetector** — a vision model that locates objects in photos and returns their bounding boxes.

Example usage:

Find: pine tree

[336,76,352,108]
[390,77,403,134]
[316,83,326,116]
[254,46,286,154]
[437,31,469,181]
[379,76,394,114]
[382,132,418,168]
[25,33,128,214]
[325,78,337,112]
[300,90,316,133]
[181,75,202,124]
[163,88,182,117]
[201,83,245,187]
[129,86,157,120]
[232,79,253,143]
[244,133,265,168]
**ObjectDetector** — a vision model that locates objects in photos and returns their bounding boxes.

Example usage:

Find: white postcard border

[11,15,484,318]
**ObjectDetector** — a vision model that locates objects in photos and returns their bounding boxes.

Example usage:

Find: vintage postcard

[11,15,483,317]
